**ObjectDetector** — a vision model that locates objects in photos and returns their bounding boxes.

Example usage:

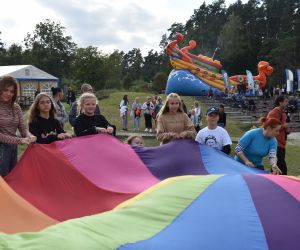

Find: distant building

[0,65,59,98]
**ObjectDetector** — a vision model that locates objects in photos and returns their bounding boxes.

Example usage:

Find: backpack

[135,106,141,117]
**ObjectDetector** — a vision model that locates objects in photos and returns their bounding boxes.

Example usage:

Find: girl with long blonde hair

[156,93,195,144]
[74,93,115,136]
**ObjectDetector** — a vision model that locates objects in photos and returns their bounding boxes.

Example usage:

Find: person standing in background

[34,86,41,98]
[154,96,164,130]
[119,95,129,131]
[267,95,291,175]
[181,100,188,114]
[217,104,227,128]
[69,83,101,127]
[151,96,158,117]
[142,97,155,133]
[208,88,213,99]
[155,96,164,115]
[132,97,142,131]
[67,86,76,106]
[51,87,68,129]
[193,101,202,132]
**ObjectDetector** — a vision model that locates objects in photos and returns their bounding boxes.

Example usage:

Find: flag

[221,70,230,89]
[246,70,255,95]
[285,69,294,93]
[297,69,300,91]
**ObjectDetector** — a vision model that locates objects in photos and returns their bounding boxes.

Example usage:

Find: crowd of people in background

[120,94,163,133]
[216,83,300,116]
[0,75,296,177]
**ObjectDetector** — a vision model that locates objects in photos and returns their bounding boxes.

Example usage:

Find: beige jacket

[157,112,196,144]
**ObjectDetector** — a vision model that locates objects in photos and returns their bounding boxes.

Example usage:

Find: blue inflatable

[165,69,221,96]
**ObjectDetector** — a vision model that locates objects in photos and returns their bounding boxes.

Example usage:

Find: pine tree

[218,14,248,74]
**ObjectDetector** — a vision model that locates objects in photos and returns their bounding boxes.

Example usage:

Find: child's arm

[180,114,196,139]
[74,117,97,137]
[98,115,115,135]
[29,122,58,144]
[156,115,178,144]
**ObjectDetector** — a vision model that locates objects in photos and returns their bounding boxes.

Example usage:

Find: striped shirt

[0,102,29,144]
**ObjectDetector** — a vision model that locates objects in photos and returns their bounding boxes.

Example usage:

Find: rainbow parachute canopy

[0,134,299,250]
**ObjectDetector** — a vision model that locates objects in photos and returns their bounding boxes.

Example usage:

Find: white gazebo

[0,65,59,98]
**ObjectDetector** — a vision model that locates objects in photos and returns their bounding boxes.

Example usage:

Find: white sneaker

[145,128,149,132]
[149,129,152,133]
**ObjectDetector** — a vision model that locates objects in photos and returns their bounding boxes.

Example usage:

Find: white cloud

[0,0,245,55]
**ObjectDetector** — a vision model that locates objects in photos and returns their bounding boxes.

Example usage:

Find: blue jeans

[0,143,18,177]
[134,117,140,130]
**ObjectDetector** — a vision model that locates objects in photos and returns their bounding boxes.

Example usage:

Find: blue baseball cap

[206,106,219,115]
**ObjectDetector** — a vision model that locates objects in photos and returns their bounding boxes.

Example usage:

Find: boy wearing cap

[195,107,232,155]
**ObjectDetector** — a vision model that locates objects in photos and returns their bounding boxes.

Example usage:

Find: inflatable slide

[165,33,273,96]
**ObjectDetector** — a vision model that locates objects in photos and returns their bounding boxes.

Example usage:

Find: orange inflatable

[229,61,273,88]
[166,33,222,70]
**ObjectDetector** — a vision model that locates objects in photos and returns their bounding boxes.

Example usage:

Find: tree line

[0,0,299,92]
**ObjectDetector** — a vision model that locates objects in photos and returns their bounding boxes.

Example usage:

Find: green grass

[18,90,300,176]
[98,91,198,134]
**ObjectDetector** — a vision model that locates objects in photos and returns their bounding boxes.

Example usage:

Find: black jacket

[29,116,65,144]
[74,114,115,137]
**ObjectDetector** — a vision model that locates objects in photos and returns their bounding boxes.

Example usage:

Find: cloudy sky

[0,0,243,55]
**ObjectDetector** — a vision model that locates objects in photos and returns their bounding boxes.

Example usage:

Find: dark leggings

[144,113,152,129]
[277,146,287,175]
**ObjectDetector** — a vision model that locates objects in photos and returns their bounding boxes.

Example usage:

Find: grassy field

[19,90,300,176]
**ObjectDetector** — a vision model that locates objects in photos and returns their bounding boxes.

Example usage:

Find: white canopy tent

[0,65,58,98]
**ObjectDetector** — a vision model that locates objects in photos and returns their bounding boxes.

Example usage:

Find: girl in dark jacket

[74,93,115,137]
[28,93,71,144]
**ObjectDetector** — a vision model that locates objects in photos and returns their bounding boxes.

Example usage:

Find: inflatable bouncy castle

[165,33,273,96]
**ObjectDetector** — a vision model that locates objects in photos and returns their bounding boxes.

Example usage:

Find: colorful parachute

[0,134,299,249]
